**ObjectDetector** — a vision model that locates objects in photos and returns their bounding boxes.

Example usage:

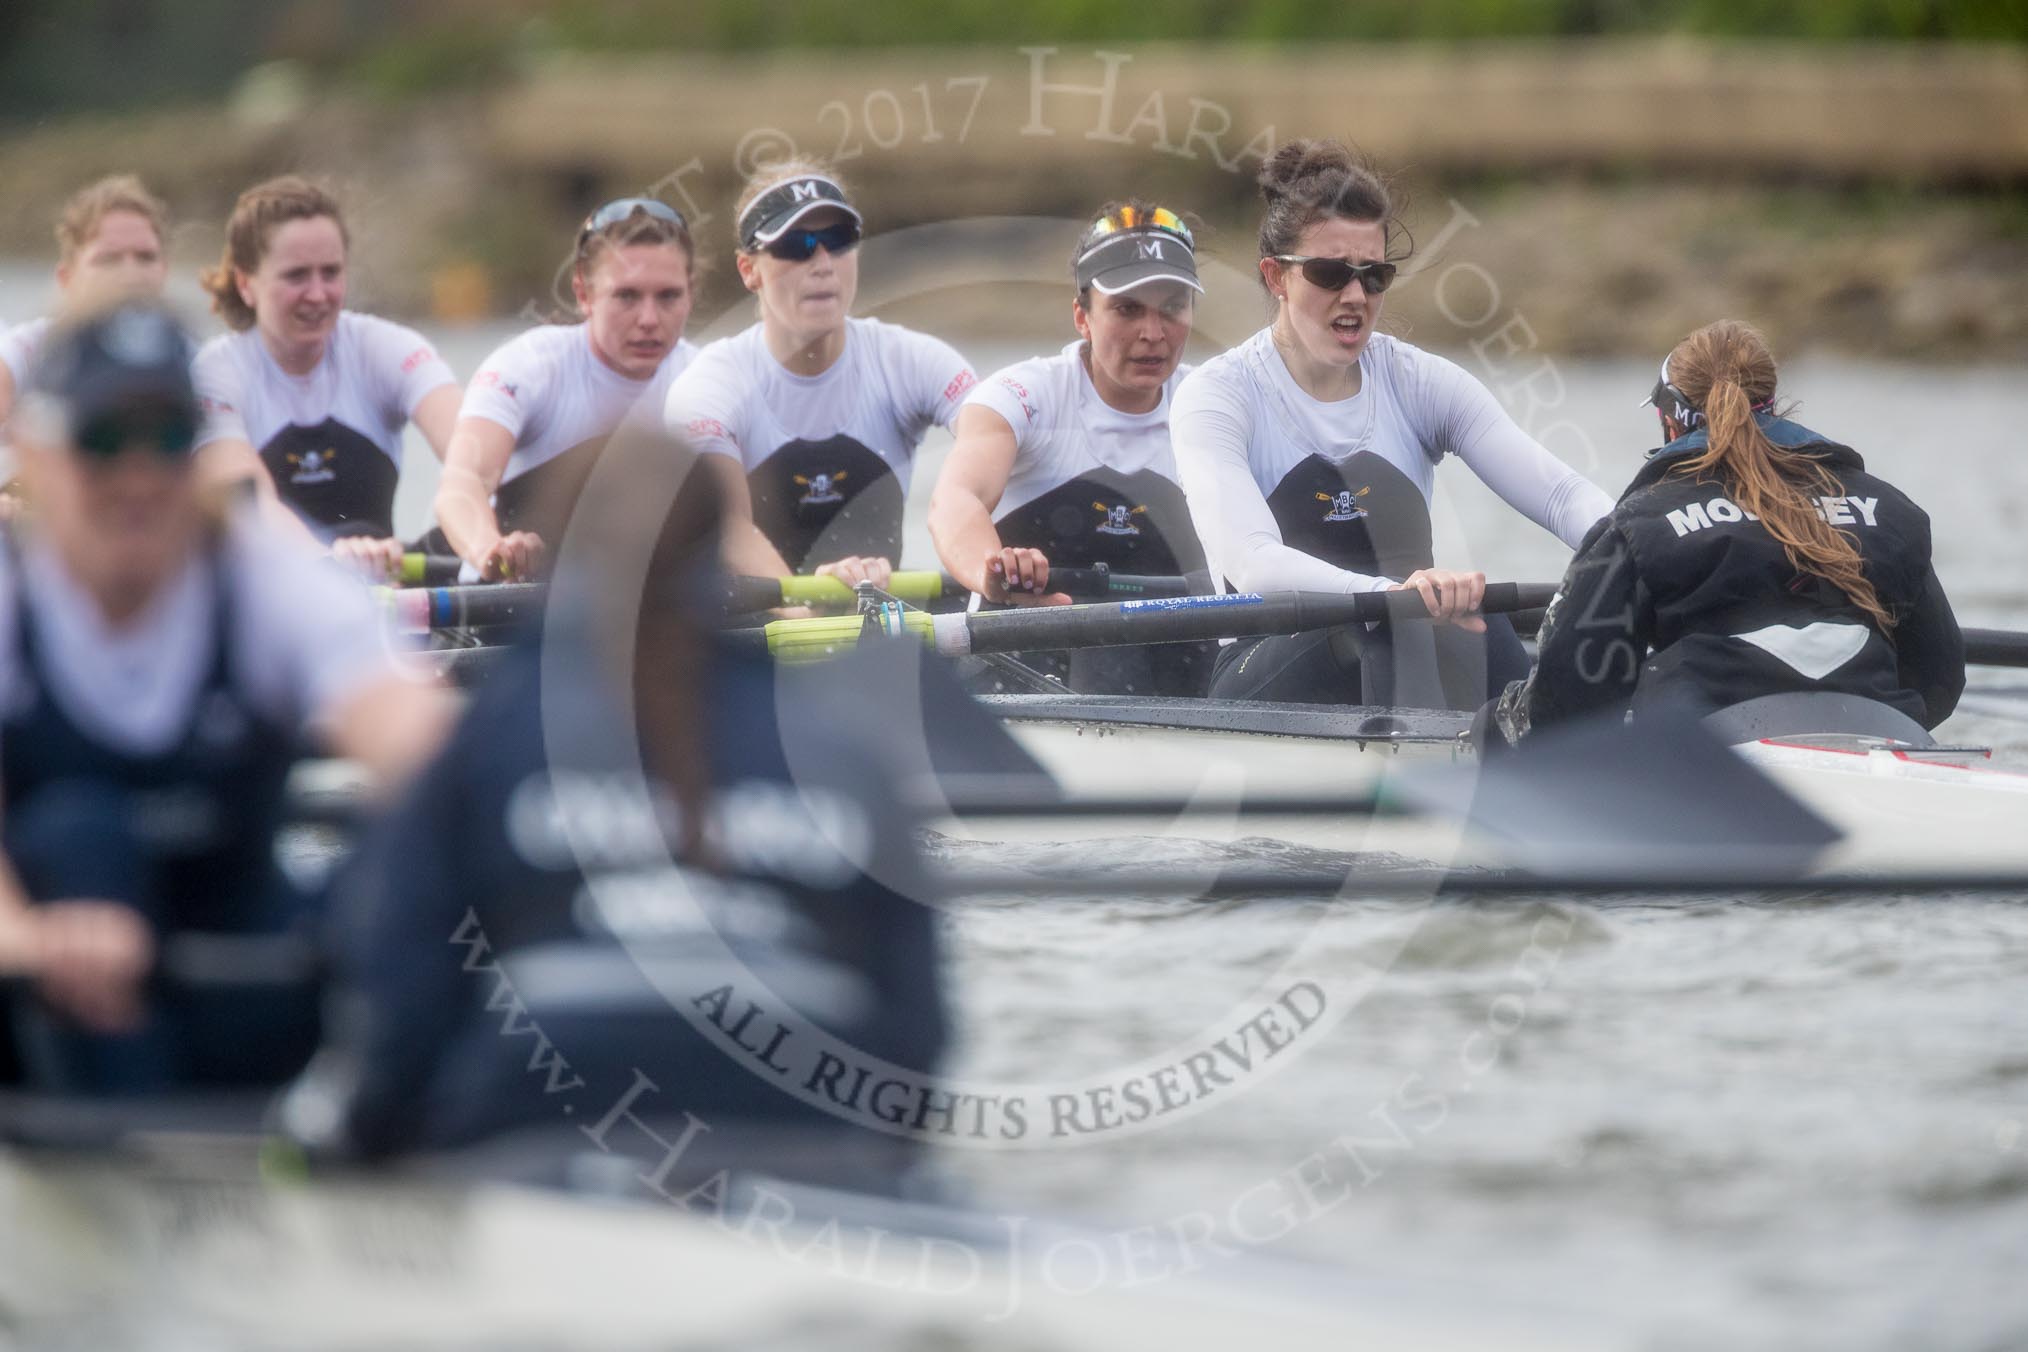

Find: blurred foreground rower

[0,302,453,1093]
[283,429,948,1166]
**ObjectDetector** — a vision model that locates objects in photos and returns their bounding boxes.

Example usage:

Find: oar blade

[1396,710,1841,882]
[777,637,1060,807]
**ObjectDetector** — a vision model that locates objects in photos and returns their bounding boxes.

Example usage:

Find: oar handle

[721,567,1200,613]
[1042,567,1199,601]
[397,552,465,586]
[723,572,952,613]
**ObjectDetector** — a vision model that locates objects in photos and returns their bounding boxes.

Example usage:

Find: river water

[6,265,2027,1348]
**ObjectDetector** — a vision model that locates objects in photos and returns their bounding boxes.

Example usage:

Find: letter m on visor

[1137,239,1165,259]
[791,181,821,202]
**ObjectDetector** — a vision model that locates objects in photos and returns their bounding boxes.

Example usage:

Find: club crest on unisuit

[287,447,338,484]
[1316,485,1370,522]
[794,471,846,505]
[1093,500,1147,535]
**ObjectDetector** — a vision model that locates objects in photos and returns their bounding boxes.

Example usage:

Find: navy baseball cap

[26,303,200,456]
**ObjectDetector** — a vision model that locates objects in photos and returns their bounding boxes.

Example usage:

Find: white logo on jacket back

[1667,495,1880,538]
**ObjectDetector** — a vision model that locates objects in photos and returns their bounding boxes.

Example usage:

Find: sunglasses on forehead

[1084,205,1194,248]
[576,197,687,254]
[763,220,862,262]
[1272,255,1398,296]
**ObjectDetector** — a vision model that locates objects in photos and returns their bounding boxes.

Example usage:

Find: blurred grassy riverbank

[2,40,2025,358]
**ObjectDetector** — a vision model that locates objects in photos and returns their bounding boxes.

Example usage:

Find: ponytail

[1667,320,1895,632]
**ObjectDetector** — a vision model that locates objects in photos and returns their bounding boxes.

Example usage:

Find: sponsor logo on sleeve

[685,417,731,442]
[476,370,520,400]
[943,369,978,403]
[400,346,438,374]
[997,376,1038,424]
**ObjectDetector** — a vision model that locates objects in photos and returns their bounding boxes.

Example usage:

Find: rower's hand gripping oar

[719,565,1200,614]
[735,583,1561,663]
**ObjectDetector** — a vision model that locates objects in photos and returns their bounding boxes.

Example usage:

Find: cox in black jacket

[1492,413,1963,742]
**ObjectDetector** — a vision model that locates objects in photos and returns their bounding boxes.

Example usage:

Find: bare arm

[702,452,798,579]
[409,384,463,463]
[929,404,1065,604]
[929,405,1015,590]
[434,415,519,569]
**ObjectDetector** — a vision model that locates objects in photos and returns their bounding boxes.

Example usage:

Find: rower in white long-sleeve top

[929,199,1211,694]
[1171,139,1613,710]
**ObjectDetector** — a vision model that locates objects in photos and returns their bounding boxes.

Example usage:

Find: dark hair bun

[1257,138,1360,205]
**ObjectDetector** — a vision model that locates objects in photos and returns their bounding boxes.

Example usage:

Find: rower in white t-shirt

[0,174,173,458]
[1173,139,1612,709]
[193,177,459,578]
[929,199,1211,694]
[665,163,974,588]
[434,198,700,581]
[193,311,454,540]
[0,319,53,403]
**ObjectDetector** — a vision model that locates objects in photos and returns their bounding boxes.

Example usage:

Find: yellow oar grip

[761,610,935,663]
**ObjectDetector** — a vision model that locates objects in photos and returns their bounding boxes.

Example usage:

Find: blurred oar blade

[1396,710,1841,881]
[778,636,1060,806]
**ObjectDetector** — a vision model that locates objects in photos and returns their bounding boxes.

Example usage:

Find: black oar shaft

[952,583,1555,656]
[1965,628,2028,668]
[416,583,546,630]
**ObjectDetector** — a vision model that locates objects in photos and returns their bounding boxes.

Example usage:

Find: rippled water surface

[6,268,2027,1347]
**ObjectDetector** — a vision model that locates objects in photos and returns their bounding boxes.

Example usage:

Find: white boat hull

[939,698,2028,879]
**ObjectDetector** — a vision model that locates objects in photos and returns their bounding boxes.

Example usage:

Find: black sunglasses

[75,405,199,461]
[763,221,862,263]
[577,197,687,254]
[1273,255,1398,296]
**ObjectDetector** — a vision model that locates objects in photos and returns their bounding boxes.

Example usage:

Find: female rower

[1171,140,1612,710]
[433,198,698,581]
[0,303,453,1093]
[194,176,460,574]
[927,200,1211,694]
[284,433,945,1165]
[0,175,171,427]
[666,161,976,587]
[1483,319,1963,743]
